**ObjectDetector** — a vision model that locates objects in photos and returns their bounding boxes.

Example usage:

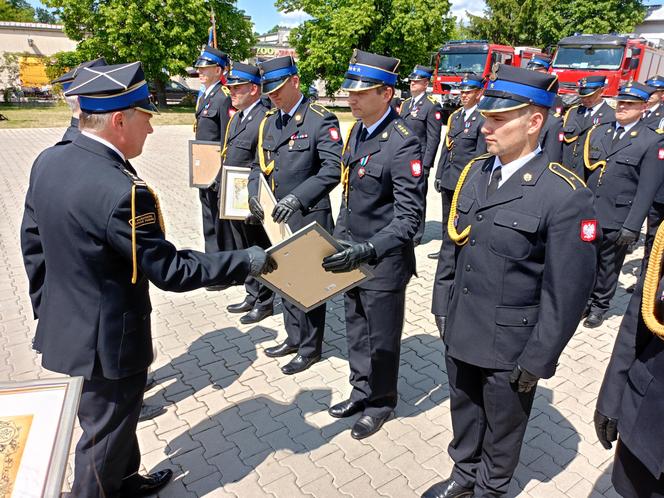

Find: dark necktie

[645,110,652,119]
[613,126,624,143]
[281,113,291,127]
[486,166,502,198]
[238,110,244,121]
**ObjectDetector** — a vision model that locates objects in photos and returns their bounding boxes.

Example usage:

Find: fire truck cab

[550,34,664,106]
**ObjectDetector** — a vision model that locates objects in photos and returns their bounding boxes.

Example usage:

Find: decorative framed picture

[188,140,222,188]
[257,222,372,312]
[219,165,251,220]
[0,376,83,498]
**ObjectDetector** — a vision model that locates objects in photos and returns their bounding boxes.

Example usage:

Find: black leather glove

[509,365,539,393]
[616,227,638,247]
[434,179,443,193]
[272,194,302,223]
[322,240,376,273]
[245,246,277,276]
[594,409,618,449]
[435,315,446,341]
[247,196,264,223]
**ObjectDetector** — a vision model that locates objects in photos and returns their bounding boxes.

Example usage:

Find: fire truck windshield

[438,52,488,74]
[552,46,625,70]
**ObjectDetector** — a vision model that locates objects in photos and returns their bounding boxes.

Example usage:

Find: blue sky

[26,0,664,34]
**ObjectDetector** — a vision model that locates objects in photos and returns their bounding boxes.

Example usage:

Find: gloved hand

[435,315,446,341]
[272,194,302,223]
[509,365,539,393]
[434,179,443,193]
[594,409,618,449]
[245,246,277,276]
[248,196,264,223]
[322,240,376,273]
[615,227,638,247]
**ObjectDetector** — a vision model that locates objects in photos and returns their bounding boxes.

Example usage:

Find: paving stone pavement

[0,124,639,498]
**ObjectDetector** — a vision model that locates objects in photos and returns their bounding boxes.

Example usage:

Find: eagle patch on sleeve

[659,148,664,160]
[580,219,597,242]
[411,160,422,177]
[329,128,340,141]
[435,111,441,120]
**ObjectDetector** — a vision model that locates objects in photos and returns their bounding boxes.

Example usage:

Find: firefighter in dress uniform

[322,49,425,439]
[424,65,598,498]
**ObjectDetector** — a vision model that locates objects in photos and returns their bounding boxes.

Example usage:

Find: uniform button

[465,264,471,271]
[462,287,469,294]
[476,214,483,221]
[470,239,476,246]
[348,209,352,213]
[275,167,279,171]
[350,186,354,191]
[512,221,518,227]
[275,183,279,188]
[522,317,528,325]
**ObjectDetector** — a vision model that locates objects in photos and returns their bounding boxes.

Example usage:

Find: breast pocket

[292,138,311,151]
[489,209,540,260]
[201,106,219,119]
[233,139,253,151]
[354,162,384,196]
[613,155,639,178]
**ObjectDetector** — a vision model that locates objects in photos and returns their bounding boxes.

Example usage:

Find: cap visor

[478,96,530,113]
[578,87,602,96]
[341,78,384,92]
[408,74,428,81]
[194,59,219,68]
[459,86,482,92]
[226,78,251,87]
[615,95,646,102]
[262,77,290,94]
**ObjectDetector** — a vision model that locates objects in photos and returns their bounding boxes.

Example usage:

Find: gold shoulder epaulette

[309,102,330,117]
[548,162,586,190]
[266,107,279,116]
[221,85,230,96]
[563,105,579,127]
[448,153,492,246]
[427,95,438,104]
[120,168,147,187]
[657,128,664,134]
[394,121,411,138]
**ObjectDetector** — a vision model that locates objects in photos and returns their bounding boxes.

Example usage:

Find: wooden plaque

[257,222,372,312]
[189,140,222,188]
[219,165,251,220]
[258,174,292,244]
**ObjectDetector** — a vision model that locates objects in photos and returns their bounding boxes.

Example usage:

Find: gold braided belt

[447,153,492,246]
[340,122,359,203]
[642,221,664,339]
[257,110,279,190]
[583,124,608,183]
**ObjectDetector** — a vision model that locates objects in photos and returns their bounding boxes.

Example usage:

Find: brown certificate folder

[189,140,222,188]
[257,222,372,312]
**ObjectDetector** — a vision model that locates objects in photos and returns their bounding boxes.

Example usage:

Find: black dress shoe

[205,285,230,291]
[120,469,173,497]
[583,311,605,328]
[351,413,391,439]
[240,306,273,324]
[421,478,473,498]
[264,341,298,358]
[581,305,591,319]
[329,399,363,418]
[281,354,320,375]
[138,404,166,423]
[427,251,440,259]
[227,298,254,313]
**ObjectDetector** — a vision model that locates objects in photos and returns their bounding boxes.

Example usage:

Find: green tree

[467,0,646,48]
[35,7,59,23]
[276,0,454,96]
[0,0,35,21]
[44,0,255,104]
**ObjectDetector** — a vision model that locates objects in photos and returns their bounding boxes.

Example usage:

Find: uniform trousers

[446,354,536,497]
[283,300,326,358]
[413,169,431,245]
[431,188,456,312]
[344,287,406,418]
[230,221,274,309]
[199,187,220,253]
[71,367,147,498]
[590,228,629,313]
[613,439,664,498]
[644,202,664,264]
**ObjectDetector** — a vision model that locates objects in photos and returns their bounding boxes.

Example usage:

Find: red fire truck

[432,40,542,115]
[550,34,664,105]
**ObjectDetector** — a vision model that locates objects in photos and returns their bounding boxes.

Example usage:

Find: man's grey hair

[79,108,136,131]
[64,95,80,114]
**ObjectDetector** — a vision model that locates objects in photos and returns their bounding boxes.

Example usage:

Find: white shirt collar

[81,131,126,162]
[204,81,220,98]
[615,119,638,137]
[281,94,304,120]
[648,103,660,114]
[411,92,425,105]
[240,99,260,121]
[363,106,392,137]
[492,146,541,188]
[589,100,604,116]
[464,104,477,120]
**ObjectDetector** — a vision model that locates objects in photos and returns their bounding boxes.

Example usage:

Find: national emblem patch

[580,219,597,242]
[329,128,340,141]
[410,160,422,177]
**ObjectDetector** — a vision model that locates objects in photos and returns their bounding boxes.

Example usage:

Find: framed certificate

[0,376,83,498]
[219,165,251,220]
[258,174,292,245]
[188,140,222,188]
[257,222,372,312]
